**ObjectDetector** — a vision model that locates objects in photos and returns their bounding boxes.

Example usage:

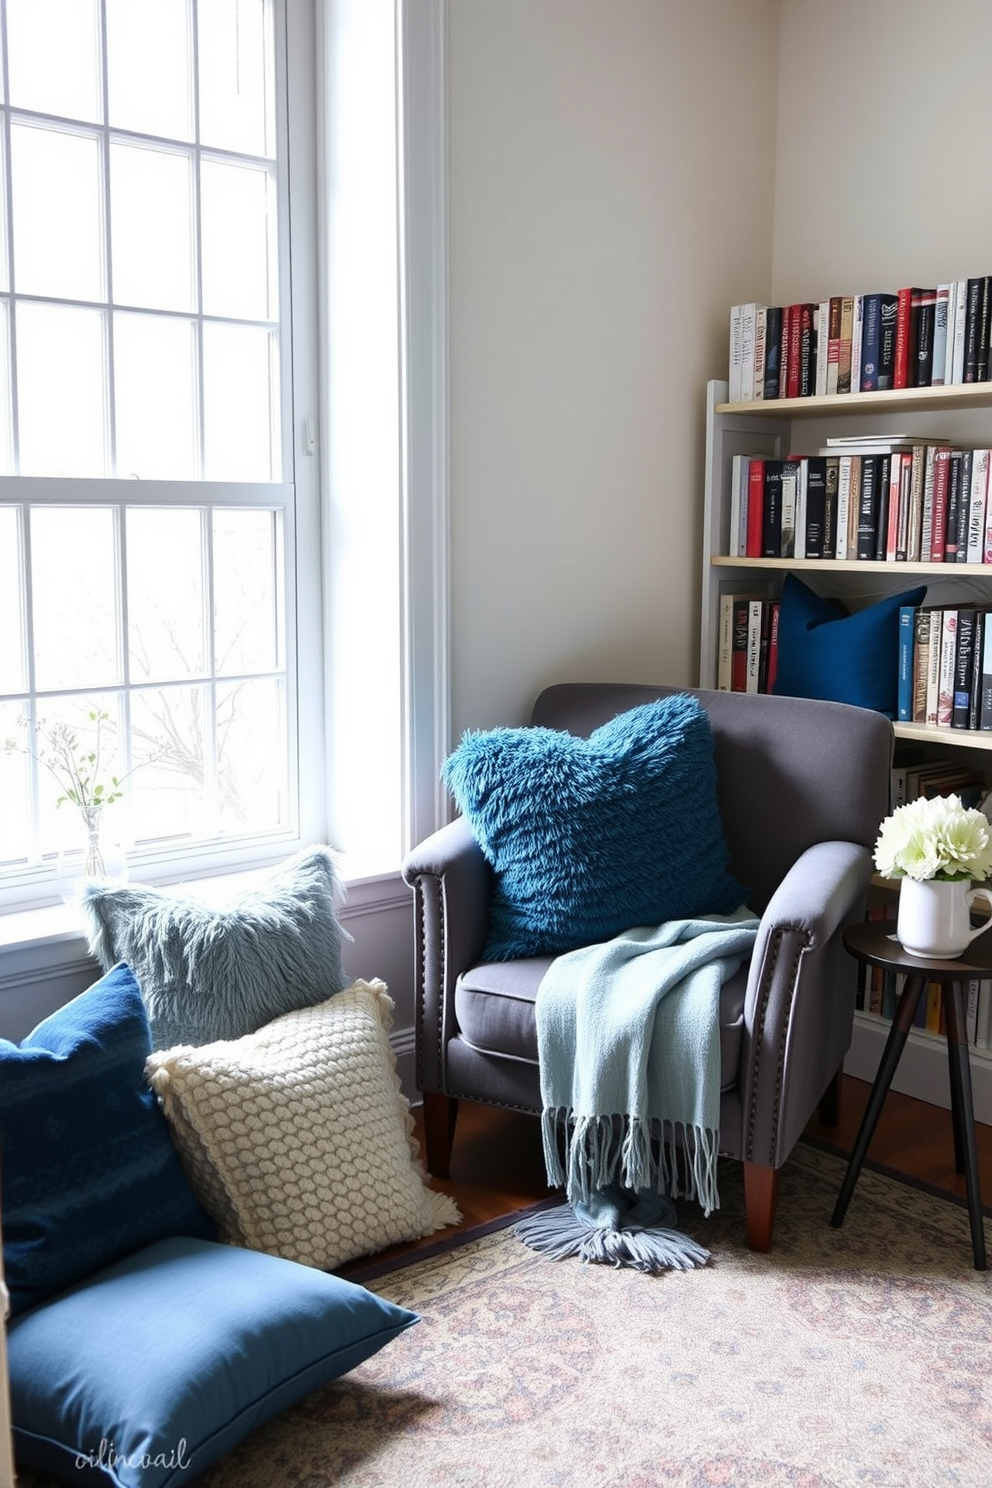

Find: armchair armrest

[401,817,492,1094]
[742,839,874,1168]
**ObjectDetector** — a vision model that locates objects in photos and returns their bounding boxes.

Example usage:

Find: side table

[831,918,990,1270]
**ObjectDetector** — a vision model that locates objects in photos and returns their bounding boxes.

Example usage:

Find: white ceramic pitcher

[896,878,992,959]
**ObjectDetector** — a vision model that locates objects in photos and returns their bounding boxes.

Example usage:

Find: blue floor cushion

[8,1235,419,1488]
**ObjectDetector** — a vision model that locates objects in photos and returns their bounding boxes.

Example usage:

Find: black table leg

[943,981,987,1271]
[831,974,927,1231]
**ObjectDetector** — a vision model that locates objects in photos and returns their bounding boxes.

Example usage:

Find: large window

[0,0,312,908]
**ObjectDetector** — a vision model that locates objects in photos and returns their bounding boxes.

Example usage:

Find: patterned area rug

[18,1143,992,1487]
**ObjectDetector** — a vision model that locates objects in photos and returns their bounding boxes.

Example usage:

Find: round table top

[843,918,992,978]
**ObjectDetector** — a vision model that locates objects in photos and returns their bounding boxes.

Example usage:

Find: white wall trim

[398,0,452,852]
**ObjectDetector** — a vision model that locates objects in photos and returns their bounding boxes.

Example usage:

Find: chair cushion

[441,693,746,960]
[8,1235,419,1488]
[0,964,216,1320]
[454,958,747,1091]
[772,572,927,717]
[79,845,349,1049]
[146,980,460,1271]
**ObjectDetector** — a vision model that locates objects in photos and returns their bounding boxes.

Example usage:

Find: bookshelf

[701,376,992,1120]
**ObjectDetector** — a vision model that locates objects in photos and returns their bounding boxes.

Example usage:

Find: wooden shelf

[716,382,992,419]
[711,556,992,577]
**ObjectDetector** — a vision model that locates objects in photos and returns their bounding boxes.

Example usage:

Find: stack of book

[728,279,992,402]
[727,436,992,564]
[716,594,780,694]
[897,600,992,733]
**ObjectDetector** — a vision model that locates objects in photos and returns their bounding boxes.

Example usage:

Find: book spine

[912,608,932,723]
[763,307,782,399]
[964,278,984,382]
[958,450,975,562]
[969,609,986,729]
[729,453,746,556]
[762,461,783,557]
[932,284,950,385]
[926,608,943,724]
[893,287,914,389]
[897,605,917,722]
[874,453,891,562]
[793,456,807,560]
[738,302,756,401]
[849,294,863,394]
[778,304,791,398]
[951,278,968,384]
[752,307,767,400]
[765,600,780,693]
[895,451,913,562]
[856,455,879,560]
[952,607,978,728]
[798,303,816,397]
[937,610,958,726]
[971,448,991,562]
[814,299,830,396]
[859,292,882,391]
[877,293,899,389]
[885,453,902,561]
[786,305,802,399]
[835,457,852,560]
[779,460,798,558]
[929,446,951,562]
[823,457,838,559]
[837,295,854,394]
[731,598,750,691]
[981,613,992,728]
[906,444,926,561]
[746,458,765,558]
[945,449,963,562]
[978,277,992,382]
[943,281,960,384]
[745,599,763,692]
[717,594,735,690]
[728,305,744,400]
[826,296,842,395]
[912,287,937,387]
[919,445,936,561]
[804,456,827,559]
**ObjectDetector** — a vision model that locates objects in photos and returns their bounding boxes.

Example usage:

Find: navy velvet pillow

[0,963,216,1318]
[441,693,745,961]
[772,573,927,717]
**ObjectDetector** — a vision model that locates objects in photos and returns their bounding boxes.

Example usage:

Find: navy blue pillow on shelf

[772,572,927,718]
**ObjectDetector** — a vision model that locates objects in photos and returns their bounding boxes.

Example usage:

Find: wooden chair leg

[743,1160,780,1253]
[817,1065,843,1127]
[421,1092,459,1178]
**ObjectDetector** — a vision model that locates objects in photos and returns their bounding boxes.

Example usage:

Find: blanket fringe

[541,1109,721,1216]
[514,1202,710,1275]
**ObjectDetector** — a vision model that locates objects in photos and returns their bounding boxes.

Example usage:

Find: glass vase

[56,812,128,905]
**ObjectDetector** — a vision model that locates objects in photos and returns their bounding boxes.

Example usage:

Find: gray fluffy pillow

[80,846,349,1050]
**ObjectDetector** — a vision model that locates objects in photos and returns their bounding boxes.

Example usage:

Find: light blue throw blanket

[516,910,759,1271]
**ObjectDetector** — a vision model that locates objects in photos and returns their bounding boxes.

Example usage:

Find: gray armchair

[402,683,893,1251]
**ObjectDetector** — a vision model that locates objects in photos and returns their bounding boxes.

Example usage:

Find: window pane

[106,0,193,141]
[114,314,198,480]
[17,303,108,476]
[202,322,278,481]
[32,695,125,856]
[7,0,101,122]
[0,303,12,473]
[110,143,195,312]
[201,158,274,320]
[213,509,279,674]
[127,507,204,681]
[11,125,104,302]
[0,701,30,865]
[216,676,287,832]
[128,683,207,843]
[0,508,24,692]
[198,0,272,156]
[30,507,119,691]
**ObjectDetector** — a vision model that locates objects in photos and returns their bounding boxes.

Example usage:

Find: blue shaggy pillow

[441,694,745,961]
[80,846,349,1050]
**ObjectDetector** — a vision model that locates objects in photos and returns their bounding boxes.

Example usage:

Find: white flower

[873,794,992,882]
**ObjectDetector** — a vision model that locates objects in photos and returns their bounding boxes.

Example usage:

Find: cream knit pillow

[146,979,460,1271]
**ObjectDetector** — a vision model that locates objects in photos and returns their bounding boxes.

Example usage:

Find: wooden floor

[343,1074,992,1274]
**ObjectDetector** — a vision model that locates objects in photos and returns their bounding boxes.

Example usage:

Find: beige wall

[773,0,992,305]
[447,0,780,736]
